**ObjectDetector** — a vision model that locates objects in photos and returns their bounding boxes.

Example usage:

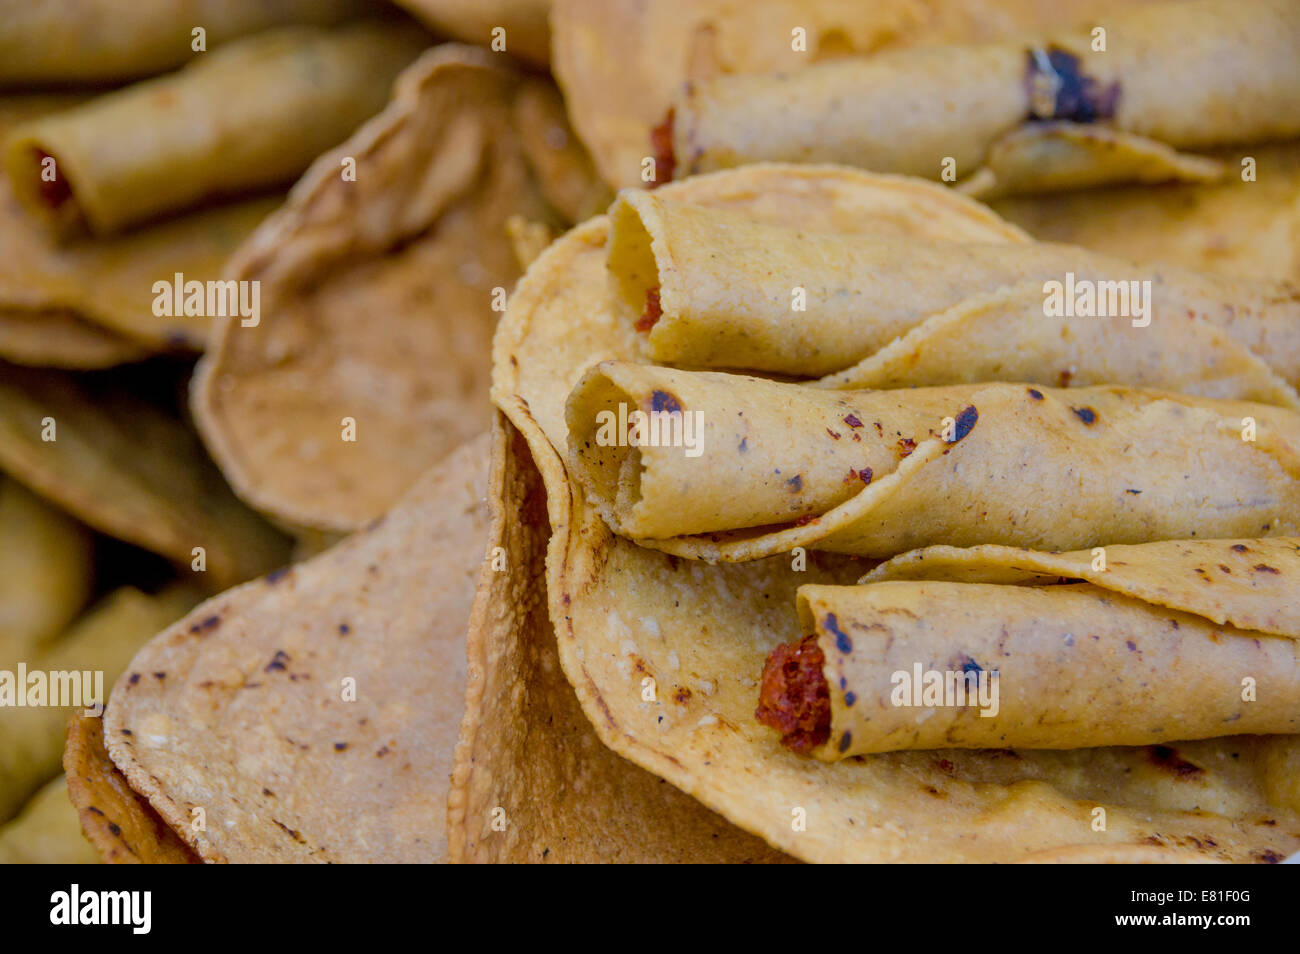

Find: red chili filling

[755,634,831,753]
[635,287,662,333]
[34,149,72,208]
[649,108,675,188]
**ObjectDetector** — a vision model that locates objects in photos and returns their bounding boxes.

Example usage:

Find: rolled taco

[670,0,1300,196]
[0,0,370,86]
[566,362,1300,560]
[4,22,428,236]
[760,537,1300,758]
[611,191,1300,401]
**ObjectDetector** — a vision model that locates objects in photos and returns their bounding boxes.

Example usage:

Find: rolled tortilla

[565,362,1300,559]
[765,557,1300,758]
[3,22,428,236]
[0,0,371,86]
[671,0,1300,196]
[610,192,1300,401]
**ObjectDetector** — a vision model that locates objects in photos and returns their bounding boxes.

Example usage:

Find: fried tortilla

[991,140,1300,281]
[102,435,489,863]
[552,0,1172,189]
[567,364,1300,560]
[610,191,1300,400]
[493,164,1300,862]
[764,538,1300,757]
[393,0,551,66]
[192,45,556,531]
[64,713,198,864]
[0,0,370,86]
[0,775,99,864]
[5,22,427,237]
[671,0,1300,196]
[448,414,795,862]
[0,363,291,588]
[0,476,92,656]
[0,584,200,822]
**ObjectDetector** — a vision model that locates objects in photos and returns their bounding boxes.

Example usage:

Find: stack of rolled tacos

[493,163,1300,863]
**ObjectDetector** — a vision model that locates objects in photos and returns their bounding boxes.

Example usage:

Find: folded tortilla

[0,0,370,86]
[192,45,556,531]
[4,22,428,236]
[102,435,490,863]
[611,191,1300,401]
[567,362,1300,559]
[765,537,1300,757]
[552,0,1174,189]
[496,164,1300,862]
[0,584,200,822]
[393,0,551,66]
[671,0,1300,196]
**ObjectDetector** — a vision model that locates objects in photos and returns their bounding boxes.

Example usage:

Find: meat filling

[635,287,662,333]
[649,108,676,187]
[756,634,831,753]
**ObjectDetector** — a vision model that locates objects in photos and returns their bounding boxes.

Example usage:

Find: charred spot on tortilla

[755,634,831,754]
[264,650,290,673]
[824,612,852,654]
[636,287,663,333]
[1232,544,1250,553]
[649,108,676,187]
[1026,47,1120,123]
[1147,744,1205,778]
[947,405,979,443]
[786,475,803,492]
[897,437,916,458]
[1254,564,1280,574]
[1027,388,1044,400]
[1071,405,1098,425]
[651,389,682,414]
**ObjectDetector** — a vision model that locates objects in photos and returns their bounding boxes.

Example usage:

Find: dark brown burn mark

[264,650,290,673]
[1218,564,1232,574]
[838,731,852,753]
[1126,640,1137,652]
[108,822,122,836]
[152,672,166,681]
[263,788,275,798]
[635,287,662,333]
[376,745,391,757]
[738,437,748,452]
[844,413,863,429]
[188,615,221,635]
[1126,489,1142,495]
[87,806,104,816]
[651,389,681,414]
[897,437,916,458]
[936,758,955,775]
[33,149,72,208]
[1147,745,1204,778]
[1071,406,1097,425]
[666,554,680,571]
[673,686,692,704]
[333,742,348,751]
[265,566,292,585]
[1256,849,1284,864]
[1026,46,1120,123]
[338,623,350,635]
[1027,388,1044,400]
[755,634,831,754]
[127,673,140,686]
[649,108,675,186]
[786,475,803,492]
[826,427,841,440]
[1254,564,1280,574]
[823,613,852,653]
[844,691,857,707]
[273,819,306,844]
[1232,544,1249,553]
[844,466,873,485]
[948,405,978,443]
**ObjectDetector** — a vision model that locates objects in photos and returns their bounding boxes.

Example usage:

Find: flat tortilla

[103,435,490,863]
[193,45,555,532]
[493,164,1300,862]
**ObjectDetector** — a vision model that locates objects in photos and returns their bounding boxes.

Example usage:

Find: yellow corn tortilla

[610,191,1300,400]
[193,45,555,532]
[102,435,490,863]
[493,164,1300,862]
[0,0,370,86]
[552,0,1174,189]
[991,140,1300,281]
[393,0,551,66]
[65,713,198,864]
[448,414,795,862]
[566,364,1300,560]
[0,363,291,588]
[0,476,93,656]
[5,22,428,237]
[793,559,1300,757]
[513,79,612,225]
[0,307,148,369]
[0,584,200,822]
[672,0,1300,196]
[0,775,99,864]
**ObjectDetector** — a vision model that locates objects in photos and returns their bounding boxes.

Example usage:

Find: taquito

[4,22,427,236]
[566,362,1300,559]
[670,0,1300,197]
[758,539,1300,758]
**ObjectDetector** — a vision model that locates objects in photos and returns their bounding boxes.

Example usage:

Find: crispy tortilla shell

[103,435,490,863]
[393,0,551,66]
[0,775,99,864]
[493,164,1300,862]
